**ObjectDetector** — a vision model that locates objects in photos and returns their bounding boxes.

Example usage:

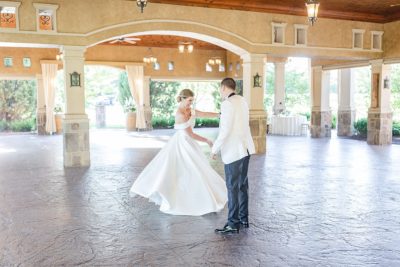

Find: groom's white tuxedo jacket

[212,94,255,164]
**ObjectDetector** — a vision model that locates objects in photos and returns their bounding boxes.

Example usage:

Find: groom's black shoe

[240,221,249,228]
[215,224,239,234]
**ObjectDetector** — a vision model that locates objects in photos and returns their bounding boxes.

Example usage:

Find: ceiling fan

[109,37,141,45]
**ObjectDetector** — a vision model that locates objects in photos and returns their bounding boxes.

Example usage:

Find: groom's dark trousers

[224,154,250,228]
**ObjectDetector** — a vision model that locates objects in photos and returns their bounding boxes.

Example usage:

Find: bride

[129,89,228,216]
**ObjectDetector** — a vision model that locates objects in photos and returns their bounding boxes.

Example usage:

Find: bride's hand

[206,139,213,148]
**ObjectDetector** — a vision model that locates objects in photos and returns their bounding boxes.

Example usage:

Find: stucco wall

[0,46,230,79]
[0,1,387,61]
[0,47,58,78]
[383,20,400,60]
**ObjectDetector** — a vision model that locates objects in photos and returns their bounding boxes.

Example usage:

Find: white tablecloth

[270,115,308,136]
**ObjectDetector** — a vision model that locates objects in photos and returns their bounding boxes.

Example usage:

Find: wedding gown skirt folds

[129,116,227,216]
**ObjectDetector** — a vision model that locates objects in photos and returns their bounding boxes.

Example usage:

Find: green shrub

[9,119,35,132]
[331,114,337,129]
[195,118,219,128]
[393,121,400,136]
[354,118,368,136]
[0,120,8,131]
[152,117,175,129]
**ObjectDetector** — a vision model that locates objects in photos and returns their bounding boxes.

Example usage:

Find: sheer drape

[41,63,58,133]
[125,65,146,129]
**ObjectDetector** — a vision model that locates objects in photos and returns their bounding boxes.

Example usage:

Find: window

[0,1,21,31]
[271,22,287,45]
[294,24,308,46]
[33,3,59,33]
[371,31,383,51]
[153,62,160,71]
[206,63,212,72]
[352,29,365,49]
[167,61,174,71]
[219,64,225,72]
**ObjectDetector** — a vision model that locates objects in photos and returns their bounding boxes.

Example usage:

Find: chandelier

[143,48,157,63]
[178,42,194,53]
[305,0,319,26]
[208,57,222,65]
[137,0,147,13]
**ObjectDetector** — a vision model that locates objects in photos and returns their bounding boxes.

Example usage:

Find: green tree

[117,71,136,112]
[354,67,371,119]
[0,80,36,122]
[150,81,180,119]
[284,59,310,115]
[264,63,275,114]
[391,64,400,120]
[84,66,121,108]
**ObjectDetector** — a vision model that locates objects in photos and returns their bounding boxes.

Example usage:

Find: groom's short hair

[221,78,236,91]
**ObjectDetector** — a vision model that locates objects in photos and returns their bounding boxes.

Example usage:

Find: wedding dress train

[129,113,227,216]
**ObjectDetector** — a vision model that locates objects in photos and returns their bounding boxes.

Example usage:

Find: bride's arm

[194,109,219,118]
[184,127,213,147]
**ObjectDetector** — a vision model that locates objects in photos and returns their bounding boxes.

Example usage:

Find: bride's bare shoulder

[175,110,186,124]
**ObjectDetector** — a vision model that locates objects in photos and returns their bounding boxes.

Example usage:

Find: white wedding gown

[129,112,227,216]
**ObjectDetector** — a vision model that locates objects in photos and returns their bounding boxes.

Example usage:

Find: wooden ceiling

[100,35,225,50]
[149,0,400,23]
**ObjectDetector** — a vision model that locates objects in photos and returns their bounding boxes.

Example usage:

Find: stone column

[310,66,331,138]
[273,61,286,115]
[337,68,356,136]
[61,46,90,167]
[242,53,267,153]
[143,75,153,130]
[367,60,392,145]
[36,74,46,135]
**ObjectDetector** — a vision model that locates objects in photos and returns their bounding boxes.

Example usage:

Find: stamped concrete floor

[1,129,400,266]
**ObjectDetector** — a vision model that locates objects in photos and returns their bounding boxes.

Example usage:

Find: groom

[211,78,255,234]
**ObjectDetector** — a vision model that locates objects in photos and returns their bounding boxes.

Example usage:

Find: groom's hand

[210,153,217,160]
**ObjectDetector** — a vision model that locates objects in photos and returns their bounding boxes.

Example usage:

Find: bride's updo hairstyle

[177,89,194,102]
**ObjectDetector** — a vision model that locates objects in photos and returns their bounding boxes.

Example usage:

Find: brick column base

[63,116,90,167]
[337,110,356,136]
[310,110,332,138]
[367,111,392,145]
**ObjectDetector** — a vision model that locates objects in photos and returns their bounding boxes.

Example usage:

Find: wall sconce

[178,42,194,53]
[137,0,147,13]
[56,53,64,61]
[70,71,81,87]
[253,73,262,87]
[305,0,319,26]
[384,76,390,89]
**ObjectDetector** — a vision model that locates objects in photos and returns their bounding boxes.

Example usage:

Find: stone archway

[61,23,267,167]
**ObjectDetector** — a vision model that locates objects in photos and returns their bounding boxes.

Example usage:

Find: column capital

[369,59,384,66]
[312,65,323,71]
[61,46,86,58]
[241,53,267,63]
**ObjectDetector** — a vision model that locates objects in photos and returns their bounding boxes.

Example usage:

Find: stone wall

[367,112,392,145]
[337,110,356,136]
[63,118,90,167]
[310,111,332,138]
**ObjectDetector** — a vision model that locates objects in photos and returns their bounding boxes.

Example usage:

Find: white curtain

[126,65,146,129]
[41,63,58,133]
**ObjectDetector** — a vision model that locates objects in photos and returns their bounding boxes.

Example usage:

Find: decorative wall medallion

[3,57,13,67]
[23,57,31,68]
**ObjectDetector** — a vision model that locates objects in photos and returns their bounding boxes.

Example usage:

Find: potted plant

[54,105,63,134]
[124,98,137,132]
